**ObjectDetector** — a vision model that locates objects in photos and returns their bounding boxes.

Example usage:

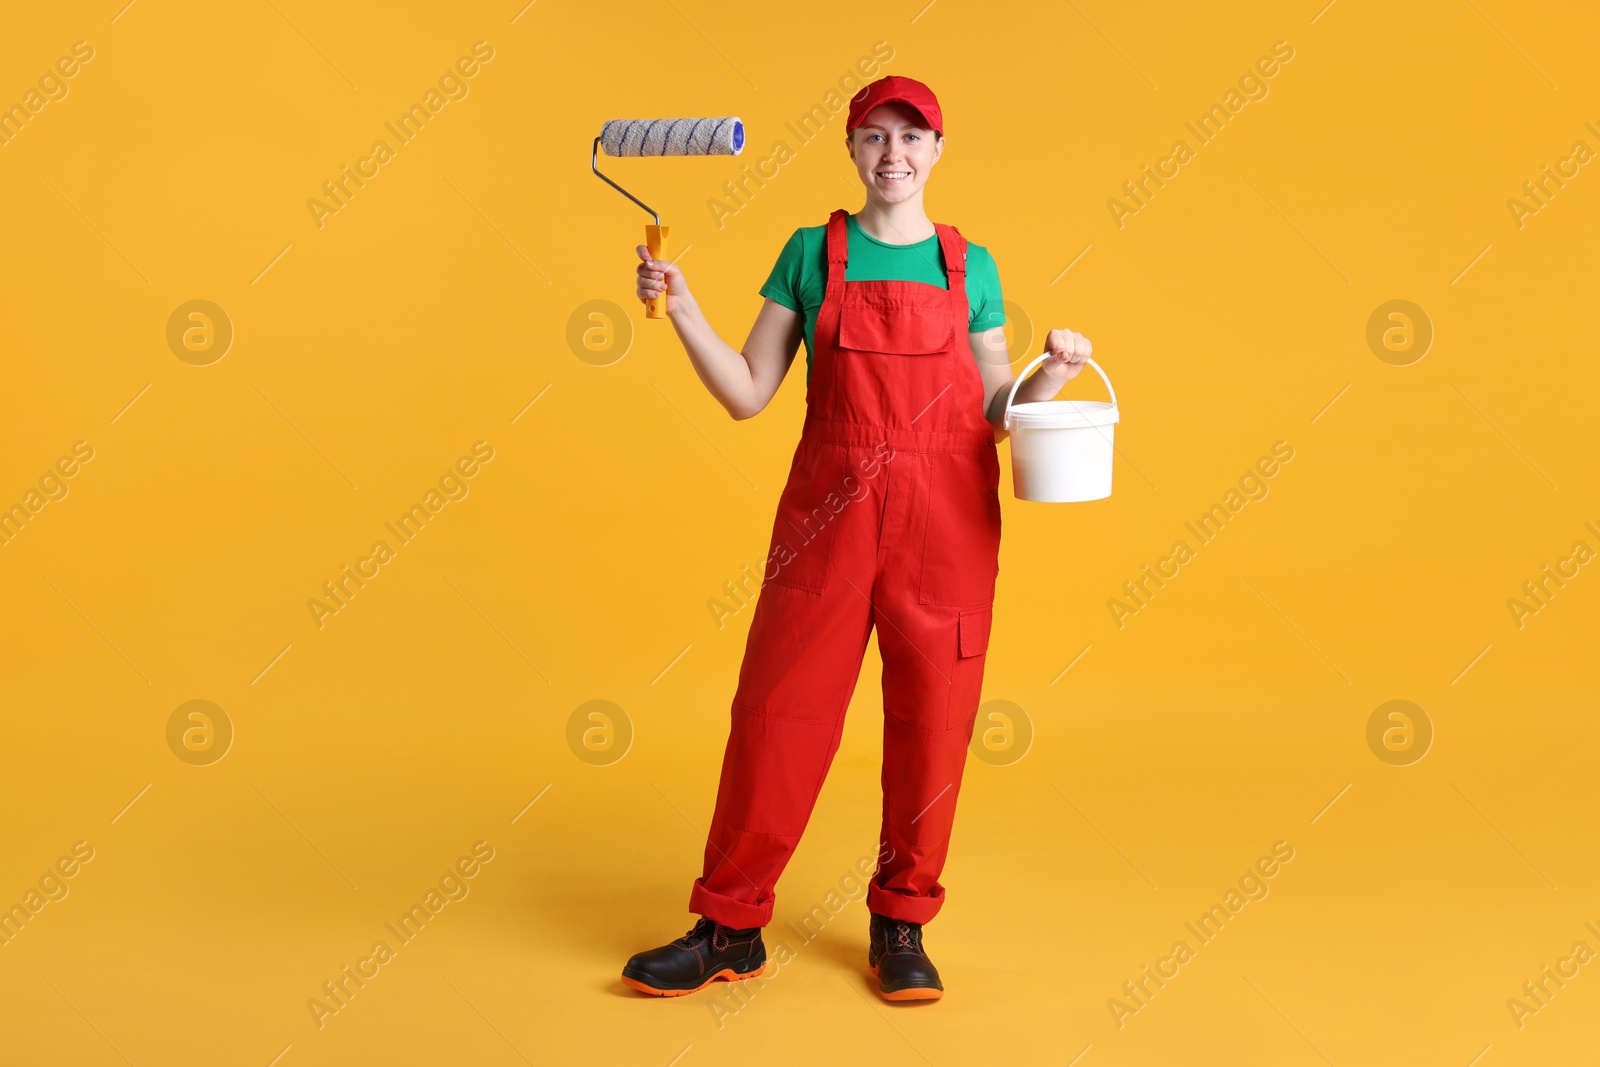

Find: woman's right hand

[636,245,690,313]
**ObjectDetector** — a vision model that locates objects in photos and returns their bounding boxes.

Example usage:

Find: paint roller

[591,117,745,319]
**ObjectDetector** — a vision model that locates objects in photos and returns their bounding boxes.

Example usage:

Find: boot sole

[870,961,944,1001]
[622,963,766,997]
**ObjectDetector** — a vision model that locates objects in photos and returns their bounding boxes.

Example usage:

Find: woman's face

[847,103,942,204]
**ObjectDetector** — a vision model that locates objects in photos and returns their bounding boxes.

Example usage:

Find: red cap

[846,75,944,138]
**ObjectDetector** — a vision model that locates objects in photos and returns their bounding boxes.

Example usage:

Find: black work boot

[868,911,944,1000]
[621,916,766,996]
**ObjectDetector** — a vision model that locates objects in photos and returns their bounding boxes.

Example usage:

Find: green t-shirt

[759,213,1005,384]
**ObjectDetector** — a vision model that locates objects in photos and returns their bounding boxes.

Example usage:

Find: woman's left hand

[1041,328,1092,381]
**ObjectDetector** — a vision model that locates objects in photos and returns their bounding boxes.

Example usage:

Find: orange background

[2,1,1598,1064]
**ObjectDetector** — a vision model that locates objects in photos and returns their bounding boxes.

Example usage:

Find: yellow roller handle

[645,224,669,320]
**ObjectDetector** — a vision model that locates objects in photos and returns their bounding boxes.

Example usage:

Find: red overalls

[689,208,1002,929]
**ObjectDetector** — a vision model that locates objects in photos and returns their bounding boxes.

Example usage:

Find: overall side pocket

[762,447,844,595]
[947,605,992,730]
[918,449,1002,609]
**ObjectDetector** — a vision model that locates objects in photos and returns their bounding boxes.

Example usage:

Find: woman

[621,75,1093,1001]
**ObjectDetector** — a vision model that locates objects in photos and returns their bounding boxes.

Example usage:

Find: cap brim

[855,97,939,133]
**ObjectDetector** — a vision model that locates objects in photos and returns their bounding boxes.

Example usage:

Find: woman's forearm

[665,293,761,419]
[984,363,1071,430]
[1012,364,1072,405]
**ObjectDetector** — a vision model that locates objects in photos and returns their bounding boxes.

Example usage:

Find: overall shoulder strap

[825,209,850,298]
[934,223,968,299]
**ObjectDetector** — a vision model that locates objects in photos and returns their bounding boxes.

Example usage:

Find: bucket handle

[1003,354,1117,431]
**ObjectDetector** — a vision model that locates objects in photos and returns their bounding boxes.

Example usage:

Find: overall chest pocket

[838,297,953,356]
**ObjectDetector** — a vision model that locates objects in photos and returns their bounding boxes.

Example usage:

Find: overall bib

[689,208,1002,928]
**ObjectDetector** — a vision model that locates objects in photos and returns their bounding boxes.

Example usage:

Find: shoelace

[881,918,924,954]
[673,916,732,952]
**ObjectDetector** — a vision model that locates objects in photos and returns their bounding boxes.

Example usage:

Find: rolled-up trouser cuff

[690,876,773,929]
[866,882,943,925]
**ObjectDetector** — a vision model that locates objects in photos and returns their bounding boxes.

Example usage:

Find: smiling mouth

[875,170,911,183]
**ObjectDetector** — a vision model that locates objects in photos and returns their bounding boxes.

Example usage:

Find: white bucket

[1002,354,1120,503]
